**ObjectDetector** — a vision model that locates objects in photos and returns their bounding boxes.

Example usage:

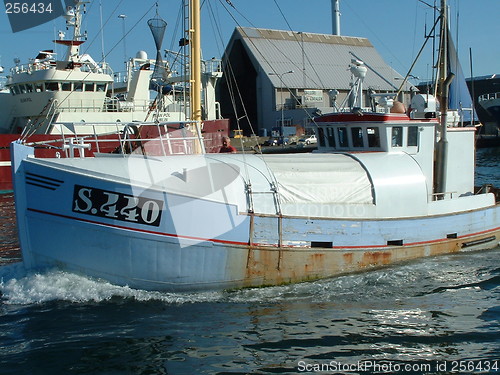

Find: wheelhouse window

[367,127,380,147]
[45,82,59,91]
[96,83,106,92]
[327,127,336,148]
[84,82,95,92]
[408,126,418,146]
[61,82,72,91]
[338,127,348,147]
[12,86,20,95]
[74,82,83,92]
[318,127,326,147]
[25,83,34,93]
[391,126,403,147]
[351,127,364,147]
[19,84,27,94]
[35,83,44,92]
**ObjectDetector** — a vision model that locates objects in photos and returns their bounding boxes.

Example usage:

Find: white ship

[0,1,228,189]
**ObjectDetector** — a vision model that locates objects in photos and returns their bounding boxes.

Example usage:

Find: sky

[1,0,498,84]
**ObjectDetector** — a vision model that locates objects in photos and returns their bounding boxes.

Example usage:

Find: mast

[435,0,454,197]
[189,0,202,122]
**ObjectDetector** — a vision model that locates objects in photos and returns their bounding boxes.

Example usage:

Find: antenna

[99,0,105,63]
[118,14,127,67]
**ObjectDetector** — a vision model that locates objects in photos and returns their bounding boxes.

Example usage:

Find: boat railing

[52,98,163,113]
[25,121,206,158]
[431,191,457,200]
[10,60,113,76]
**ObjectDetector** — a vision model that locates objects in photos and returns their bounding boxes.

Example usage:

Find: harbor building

[218,27,415,136]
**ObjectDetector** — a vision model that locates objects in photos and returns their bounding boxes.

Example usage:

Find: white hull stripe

[0,161,11,167]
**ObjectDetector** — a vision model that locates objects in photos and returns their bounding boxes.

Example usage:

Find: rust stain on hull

[241,231,500,288]
[360,251,392,267]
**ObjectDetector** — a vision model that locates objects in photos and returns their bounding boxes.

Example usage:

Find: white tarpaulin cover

[263,153,373,205]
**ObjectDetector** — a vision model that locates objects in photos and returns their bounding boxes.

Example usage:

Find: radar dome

[136,51,148,60]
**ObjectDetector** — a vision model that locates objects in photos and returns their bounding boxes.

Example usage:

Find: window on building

[338,127,348,147]
[408,126,418,146]
[278,118,292,127]
[367,127,380,147]
[391,126,403,147]
[351,127,364,147]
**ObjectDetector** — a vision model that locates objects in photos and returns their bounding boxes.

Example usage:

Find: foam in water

[0,263,224,305]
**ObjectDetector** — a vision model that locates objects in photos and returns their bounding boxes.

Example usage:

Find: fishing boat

[11,0,500,291]
[0,1,228,190]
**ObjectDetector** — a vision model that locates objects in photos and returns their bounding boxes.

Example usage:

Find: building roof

[231,27,413,92]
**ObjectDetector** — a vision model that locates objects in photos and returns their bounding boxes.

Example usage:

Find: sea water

[0,147,498,375]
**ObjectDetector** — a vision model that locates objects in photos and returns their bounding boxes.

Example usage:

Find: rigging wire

[203,0,284,200]
[270,0,324,89]
[212,0,326,139]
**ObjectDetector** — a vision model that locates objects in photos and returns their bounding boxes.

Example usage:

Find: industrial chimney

[332,0,340,35]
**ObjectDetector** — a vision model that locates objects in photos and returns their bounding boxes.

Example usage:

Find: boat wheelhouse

[314,108,476,197]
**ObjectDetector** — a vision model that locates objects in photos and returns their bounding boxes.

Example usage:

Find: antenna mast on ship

[188,0,204,152]
[190,0,202,122]
[57,0,88,62]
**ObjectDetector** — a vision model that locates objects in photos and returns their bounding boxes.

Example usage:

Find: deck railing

[24,121,207,158]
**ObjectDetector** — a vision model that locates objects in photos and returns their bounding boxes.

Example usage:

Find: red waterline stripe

[27,208,500,250]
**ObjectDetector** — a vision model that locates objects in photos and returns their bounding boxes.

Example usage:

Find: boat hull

[479,98,500,129]
[19,203,500,291]
[21,210,500,291]
[12,144,500,291]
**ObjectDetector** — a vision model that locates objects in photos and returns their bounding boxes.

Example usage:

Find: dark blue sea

[0,147,499,375]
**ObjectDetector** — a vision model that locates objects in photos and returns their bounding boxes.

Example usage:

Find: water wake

[0,263,223,305]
